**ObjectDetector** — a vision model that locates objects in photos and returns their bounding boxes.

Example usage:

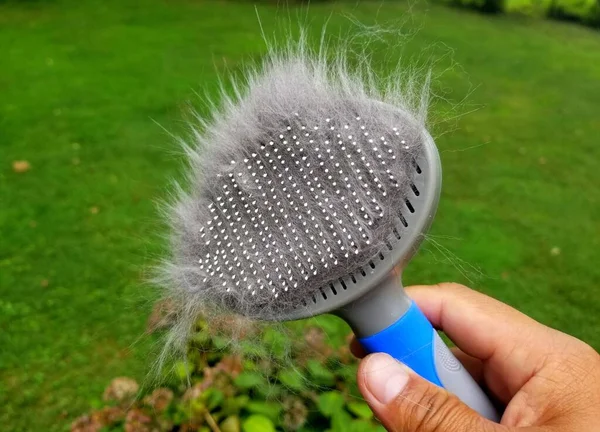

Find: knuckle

[578,342,600,364]
[550,340,600,382]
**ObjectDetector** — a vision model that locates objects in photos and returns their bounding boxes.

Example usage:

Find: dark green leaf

[306,360,336,387]
[222,394,249,415]
[240,341,268,358]
[204,388,224,411]
[234,372,266,389]
[174,361,190,380]
[347,401,373,419]
[330,409,352,432]
[242,359,257,371]
[191,330,212,346]
[246,401,282,422]
[317,391,345,417]
[262,328,289,358]
[278,369,306,391]
[212,336,230,349]
[347,419,382,432]
[256,383,284,399]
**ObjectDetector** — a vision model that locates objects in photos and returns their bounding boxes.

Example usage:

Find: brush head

[167,54,437,321]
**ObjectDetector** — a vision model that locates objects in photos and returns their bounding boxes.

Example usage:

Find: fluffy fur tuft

[158,35,430,352]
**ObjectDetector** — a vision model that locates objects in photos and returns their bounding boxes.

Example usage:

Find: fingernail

[364,353,410,404]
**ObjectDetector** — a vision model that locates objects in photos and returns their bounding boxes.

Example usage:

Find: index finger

[406,283,552,399]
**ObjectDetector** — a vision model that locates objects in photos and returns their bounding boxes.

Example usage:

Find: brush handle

[358,301,500,422]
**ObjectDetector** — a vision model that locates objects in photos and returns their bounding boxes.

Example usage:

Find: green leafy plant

[438,0,600,26]
[442,0,506,14]
[548,0,600,26]
[71,317,384,431]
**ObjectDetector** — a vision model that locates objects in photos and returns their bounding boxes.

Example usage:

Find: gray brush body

[164,49,501,423]
[168,56,425,320]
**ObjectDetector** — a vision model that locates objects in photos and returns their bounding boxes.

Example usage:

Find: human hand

[351,283,600,431]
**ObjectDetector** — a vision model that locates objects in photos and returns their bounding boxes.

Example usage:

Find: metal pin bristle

[193,118,418,301]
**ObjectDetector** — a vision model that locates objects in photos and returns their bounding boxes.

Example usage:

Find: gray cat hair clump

[158,36,430,351]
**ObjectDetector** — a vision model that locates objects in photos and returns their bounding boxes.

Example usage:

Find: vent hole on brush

[359,268,366,277]
[369,260,376,269]
[311,294,317,304]
[385,240,393,250]
[412,159,422,174]
[410,183,420,196]
[392,227,401,239]
[320,289,327,300]
[350,274,357,284]
[405,199,415,213]
[398,213,408,227]
[330,283,337,295]
[339,278,347,290]
[301,299,307,307]
[379,252,385,260]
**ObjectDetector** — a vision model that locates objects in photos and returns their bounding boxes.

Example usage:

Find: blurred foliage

[441,0,600,26]
[443,0,506,14]
[71,316,384,432]
[548,0,600,26]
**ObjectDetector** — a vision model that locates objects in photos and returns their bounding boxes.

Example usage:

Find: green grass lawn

[1,0,599,430]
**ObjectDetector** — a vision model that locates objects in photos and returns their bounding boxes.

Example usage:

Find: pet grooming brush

[166,51,499,421]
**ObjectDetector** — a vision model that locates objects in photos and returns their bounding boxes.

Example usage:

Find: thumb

[358,353,500,432]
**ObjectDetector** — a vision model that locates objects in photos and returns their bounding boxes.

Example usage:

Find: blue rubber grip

[359,301,443,387]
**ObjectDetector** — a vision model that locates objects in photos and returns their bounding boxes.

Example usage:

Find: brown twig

[204,411,221,432]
